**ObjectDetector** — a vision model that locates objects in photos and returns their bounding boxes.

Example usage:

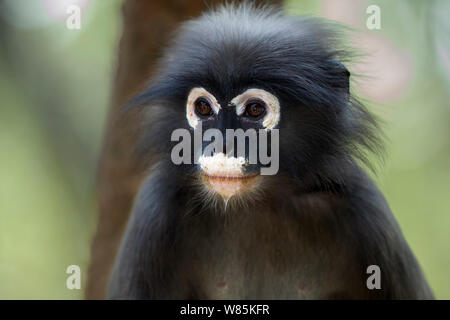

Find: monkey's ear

[324,59,350,97]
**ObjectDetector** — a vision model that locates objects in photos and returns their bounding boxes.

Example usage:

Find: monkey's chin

[200,173,261,200]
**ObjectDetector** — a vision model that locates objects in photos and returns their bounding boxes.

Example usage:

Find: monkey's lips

[200,173,260,200]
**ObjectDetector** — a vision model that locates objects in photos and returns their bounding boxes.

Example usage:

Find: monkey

[108,3,434,299]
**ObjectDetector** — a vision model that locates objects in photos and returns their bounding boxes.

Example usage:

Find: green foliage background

[0,0,448,299]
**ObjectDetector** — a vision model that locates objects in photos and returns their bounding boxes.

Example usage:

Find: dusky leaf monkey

[108,3,433,299]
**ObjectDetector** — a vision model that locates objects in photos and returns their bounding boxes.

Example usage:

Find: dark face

[184,86,280,200]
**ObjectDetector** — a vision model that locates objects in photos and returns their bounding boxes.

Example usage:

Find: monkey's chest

[180,213,358,299]
[189,253,332,299]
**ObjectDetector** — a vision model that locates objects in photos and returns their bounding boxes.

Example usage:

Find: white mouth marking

[198,152,246,177]
[198,153,260,201]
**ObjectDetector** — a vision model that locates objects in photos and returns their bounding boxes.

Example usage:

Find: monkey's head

[131,4,380,208]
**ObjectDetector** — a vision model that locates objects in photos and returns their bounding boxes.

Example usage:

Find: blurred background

[0,0,449,299]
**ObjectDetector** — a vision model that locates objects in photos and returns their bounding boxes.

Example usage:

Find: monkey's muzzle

[198,153,260,200]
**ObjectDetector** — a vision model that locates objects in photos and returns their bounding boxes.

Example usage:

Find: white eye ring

[231,88,280,130]
[186,87,221,129]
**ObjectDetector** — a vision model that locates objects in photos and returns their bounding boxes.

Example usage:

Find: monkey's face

[136,10,358,206]
[185,87,280,200]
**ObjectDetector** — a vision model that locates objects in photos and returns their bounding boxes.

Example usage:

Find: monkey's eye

[244,99,266,119]
[194,97,214,118]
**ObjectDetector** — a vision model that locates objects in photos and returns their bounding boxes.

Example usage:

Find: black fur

[109,3,433,299]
